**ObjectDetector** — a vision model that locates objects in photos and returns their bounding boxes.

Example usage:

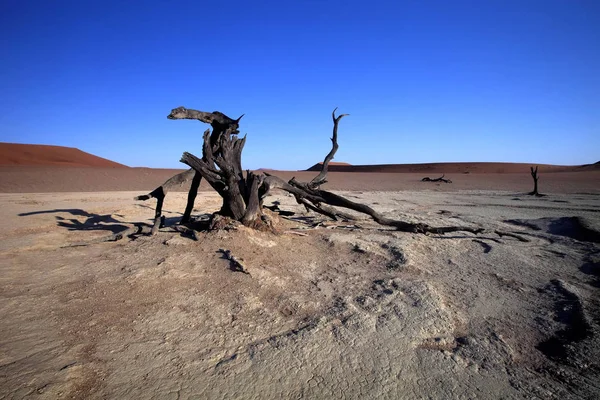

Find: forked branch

[529,166,541,196]
[309,108,349,189]
[260,110,484,237]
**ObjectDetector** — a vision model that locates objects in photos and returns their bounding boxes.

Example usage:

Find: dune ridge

[306,161,599,174]
[0,143,128,168]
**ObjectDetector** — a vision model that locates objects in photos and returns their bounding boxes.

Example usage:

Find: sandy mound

[306,161,353,171]
[0,143,128,168]
[505,216,600,243]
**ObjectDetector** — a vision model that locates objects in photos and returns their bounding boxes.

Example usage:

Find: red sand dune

[0,143,598,193]
[0,143,128,168]
[306,161,599,174]
[306,161,352,170]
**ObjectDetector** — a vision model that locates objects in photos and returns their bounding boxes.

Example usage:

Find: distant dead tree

[528,166,541,196]
[421,174,452,183]
[134,106,482,235]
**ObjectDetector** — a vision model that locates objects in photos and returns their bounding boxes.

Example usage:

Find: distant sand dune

[0,143,128,168]
[306,161,352,170]
[1,143,598,194]
[306,161,599,174]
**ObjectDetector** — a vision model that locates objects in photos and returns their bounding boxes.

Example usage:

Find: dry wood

[241,172,264,228]
[135,168,197,235]
[135,107,245,232]
[172,225,200,241]
[245,109,482,235]
[308,108,348,189]
[421,174,452,183]
[219,249,250,275]
[528,166,541,196]
[131,106,488,237]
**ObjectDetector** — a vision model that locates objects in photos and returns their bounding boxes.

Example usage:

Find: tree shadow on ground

[18,208,132,235]
[135,203,184,216]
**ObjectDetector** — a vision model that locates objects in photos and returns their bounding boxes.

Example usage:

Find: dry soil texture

[1,188,600,399]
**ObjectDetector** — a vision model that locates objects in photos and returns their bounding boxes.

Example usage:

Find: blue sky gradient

[1,0,598,169]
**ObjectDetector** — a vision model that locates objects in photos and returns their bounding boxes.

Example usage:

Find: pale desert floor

[1,187,600,399]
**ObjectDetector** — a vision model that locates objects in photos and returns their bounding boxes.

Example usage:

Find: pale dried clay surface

[1,189,599,399]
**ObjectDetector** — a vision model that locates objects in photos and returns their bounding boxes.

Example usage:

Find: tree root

[219,249,250,275]
[172,225,200,241]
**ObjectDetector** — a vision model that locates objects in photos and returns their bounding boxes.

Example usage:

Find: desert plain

[1,153,600,399]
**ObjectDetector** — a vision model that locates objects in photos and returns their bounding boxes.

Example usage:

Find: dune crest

[305,161,599,174]
[0,143,128,168]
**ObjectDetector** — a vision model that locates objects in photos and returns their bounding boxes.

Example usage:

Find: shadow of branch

[19,208,131,235]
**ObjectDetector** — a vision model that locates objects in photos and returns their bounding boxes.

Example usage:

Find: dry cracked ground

[1,190,599,399]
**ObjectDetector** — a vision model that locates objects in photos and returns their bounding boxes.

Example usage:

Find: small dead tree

[529,166,541,196]
[176,107,483,235]
[421,174,452,183]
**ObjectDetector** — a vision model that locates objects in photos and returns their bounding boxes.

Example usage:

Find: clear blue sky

[1,0,598,169]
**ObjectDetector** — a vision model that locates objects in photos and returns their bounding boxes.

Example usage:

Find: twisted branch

[309,107,349,189]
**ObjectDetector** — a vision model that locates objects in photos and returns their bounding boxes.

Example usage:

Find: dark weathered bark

[529,166,541,196]
[308,108,348,189]
[79,105,527,246]
[135,107,246,232]
[167,107,244,149]
[71,105,535,248]
[181,172,202,223]
[177,108,265,228]
[257,110,483,235]
[135,168,196,234]
[180,135,248,221]
[219,249,250,275]
[297,197,344,221]
[262,173,483,234]
[241,172,264,228]
[422,174,452,183]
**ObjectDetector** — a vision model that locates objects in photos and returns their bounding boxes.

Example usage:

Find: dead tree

[529,166,541,196]
[421,174,452,183]
[178,107,483,235]
[135,107,244,234]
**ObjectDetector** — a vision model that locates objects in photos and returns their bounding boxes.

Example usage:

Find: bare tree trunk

[241,172,264,228]
[181,172,202,223]
[529,166,541,196]
[422,174,452,183]
[176,108,267,228]
[135,107,246,231]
